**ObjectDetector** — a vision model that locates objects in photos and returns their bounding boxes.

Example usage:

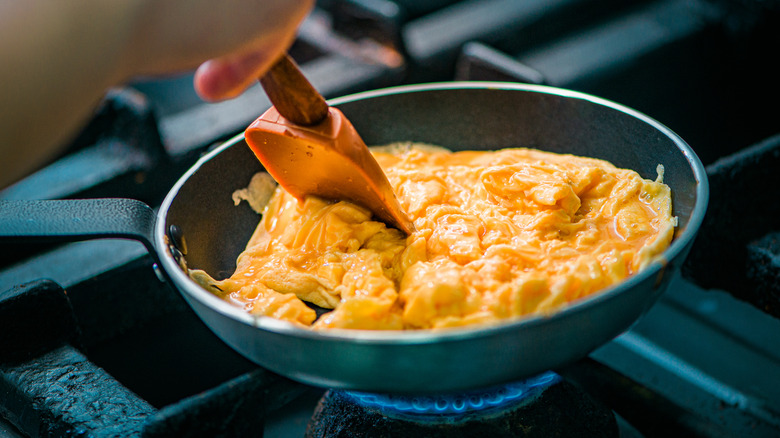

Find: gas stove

[2,0,779,436]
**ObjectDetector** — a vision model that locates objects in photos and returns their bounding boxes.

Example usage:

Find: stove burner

[344,371,559,421]
[306,373,617,437]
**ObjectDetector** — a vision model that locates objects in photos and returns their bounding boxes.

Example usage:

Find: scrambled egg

[192,144,675,330]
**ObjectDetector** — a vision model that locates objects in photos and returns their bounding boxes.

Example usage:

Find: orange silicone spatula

[244,54,414,235]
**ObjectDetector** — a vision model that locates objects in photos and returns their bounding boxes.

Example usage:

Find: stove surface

[2,0,779,436]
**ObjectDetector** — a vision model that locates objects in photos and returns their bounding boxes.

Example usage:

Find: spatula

[244,54,414,235]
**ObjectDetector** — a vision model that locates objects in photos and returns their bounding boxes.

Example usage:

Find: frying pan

[0,82,708,394]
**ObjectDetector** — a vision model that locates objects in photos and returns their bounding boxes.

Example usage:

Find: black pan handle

[0,199,158,262]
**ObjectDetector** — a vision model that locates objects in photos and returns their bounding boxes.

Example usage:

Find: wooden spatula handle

[259,54,330,126]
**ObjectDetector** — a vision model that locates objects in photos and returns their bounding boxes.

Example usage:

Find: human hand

[122,0,314,101]
[0,0,313,188]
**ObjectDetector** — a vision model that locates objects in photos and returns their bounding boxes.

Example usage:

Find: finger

[194,48,278,101]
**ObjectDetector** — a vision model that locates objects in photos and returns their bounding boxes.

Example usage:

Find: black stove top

[2,0,779,436]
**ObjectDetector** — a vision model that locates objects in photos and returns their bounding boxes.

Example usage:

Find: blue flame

[344,371,560,421]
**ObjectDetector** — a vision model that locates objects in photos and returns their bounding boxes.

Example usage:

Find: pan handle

[0,198,158,262]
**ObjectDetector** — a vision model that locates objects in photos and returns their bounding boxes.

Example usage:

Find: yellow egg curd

[192,144,675,330]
